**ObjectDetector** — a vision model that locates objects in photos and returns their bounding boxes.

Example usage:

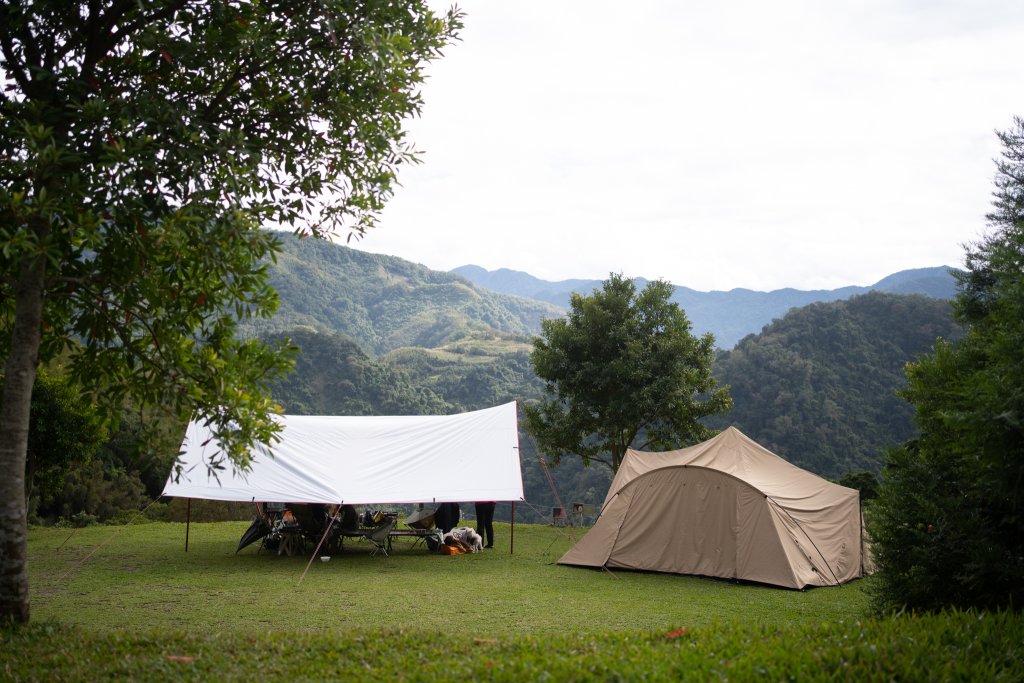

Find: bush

[870,117,1024,613]
[35,459,149,525]
[54,512,99,528]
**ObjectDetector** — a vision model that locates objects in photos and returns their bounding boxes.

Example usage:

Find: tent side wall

[766,490,864,586]
[603,467,743,579]
[561,467,804,588]
[734,482,802,588]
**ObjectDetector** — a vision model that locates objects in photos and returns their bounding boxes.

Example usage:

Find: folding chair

[367,518,396,557]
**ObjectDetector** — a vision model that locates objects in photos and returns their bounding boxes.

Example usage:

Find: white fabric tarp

[161,402,523,505]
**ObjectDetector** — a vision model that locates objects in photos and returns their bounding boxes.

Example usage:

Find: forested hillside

[263,328,546,419]
[240,234,561,354]
[710,292,964,477]
[263,329,451,417]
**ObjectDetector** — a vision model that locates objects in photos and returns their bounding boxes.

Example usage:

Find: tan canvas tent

[558,427,866,589]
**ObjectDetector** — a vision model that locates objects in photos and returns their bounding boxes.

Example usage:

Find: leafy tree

[0,0,460,622]
[870,117,1024,612]
[524,273,731,472]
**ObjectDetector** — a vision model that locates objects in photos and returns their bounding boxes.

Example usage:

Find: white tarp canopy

[161,402,524,505]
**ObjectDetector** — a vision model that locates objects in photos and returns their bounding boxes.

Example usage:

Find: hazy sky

[350,0,1024,292]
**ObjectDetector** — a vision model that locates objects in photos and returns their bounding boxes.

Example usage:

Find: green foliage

[44,458,149,525]
[526,274,731,472]
[388,345,543,413]
[518,431,614,521]
[1,0,462,471]
[21,369,107,504]
[96,409,185,501]
[31,408,182,525]
[711,292,962,477]
[870,117,1024,613]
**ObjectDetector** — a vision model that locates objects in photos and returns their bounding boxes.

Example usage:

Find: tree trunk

[611,444,623,472]
[0,254,46,623]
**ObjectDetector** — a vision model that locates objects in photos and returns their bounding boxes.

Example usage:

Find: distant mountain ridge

[451,265,960,348]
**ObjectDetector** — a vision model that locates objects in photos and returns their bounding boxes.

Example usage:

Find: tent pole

[299,504,342,586]
[859,493,866,577]
[510,501,515,555]
[185,498,191,553]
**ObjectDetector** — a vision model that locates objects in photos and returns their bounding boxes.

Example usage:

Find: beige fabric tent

[558,427,865,589]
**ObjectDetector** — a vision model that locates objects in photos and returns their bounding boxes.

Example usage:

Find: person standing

[435,501,460,533]
[475,501,496,549]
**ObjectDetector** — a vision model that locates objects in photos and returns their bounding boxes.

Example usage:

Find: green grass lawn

[6,520,1021,681]
[26,520,871,635]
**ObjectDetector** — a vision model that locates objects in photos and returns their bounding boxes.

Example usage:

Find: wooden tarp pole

[185,498,191,552]
[510,501,515,555]
[859,493,866,577]
[298,504,343,586]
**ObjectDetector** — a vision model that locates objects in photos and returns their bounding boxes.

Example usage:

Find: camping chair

[367,517,397,558]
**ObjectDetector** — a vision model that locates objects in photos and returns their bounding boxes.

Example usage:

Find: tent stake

[185,498,191,552]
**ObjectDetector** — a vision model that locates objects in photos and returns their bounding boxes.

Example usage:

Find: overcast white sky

[350,0,1024,292]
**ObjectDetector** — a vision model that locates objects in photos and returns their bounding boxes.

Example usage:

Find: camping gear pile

[425,526,482,555]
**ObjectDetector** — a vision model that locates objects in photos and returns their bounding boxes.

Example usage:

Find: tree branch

[0,2,32,93]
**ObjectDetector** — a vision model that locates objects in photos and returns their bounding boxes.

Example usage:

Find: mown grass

[25,520,869,634]
[7,520,1021,681]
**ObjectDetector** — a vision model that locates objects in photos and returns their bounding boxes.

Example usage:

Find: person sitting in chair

[337,504,359,531]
